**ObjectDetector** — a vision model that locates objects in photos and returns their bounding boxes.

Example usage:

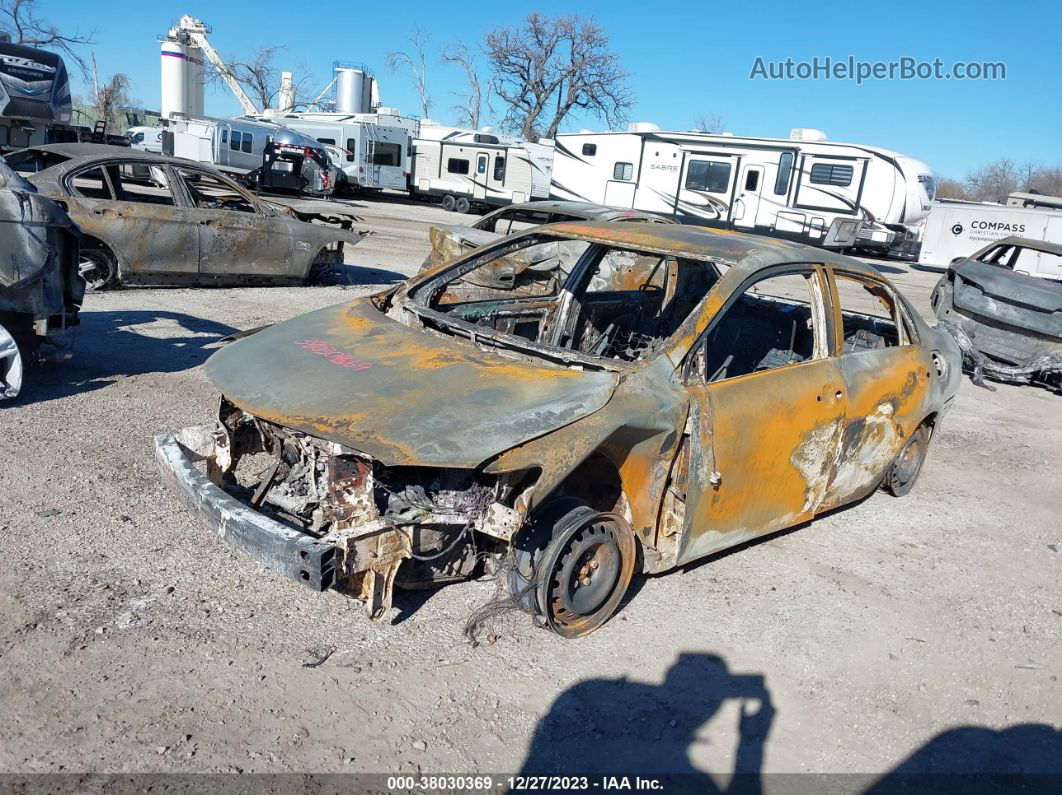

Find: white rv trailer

[410,122,554,211]
[550,126,935,254]
[918,197,1062,277]
[259,110,415,192]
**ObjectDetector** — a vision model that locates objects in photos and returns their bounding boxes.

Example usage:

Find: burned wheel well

[551,451,629,518]
[80,235,117,262]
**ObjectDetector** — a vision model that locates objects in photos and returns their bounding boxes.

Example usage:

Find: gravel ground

[0,195,1059,786]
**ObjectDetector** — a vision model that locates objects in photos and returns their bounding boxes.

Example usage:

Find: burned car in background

[0,162,82,399]
[421,199,673,272]
[932,237,1062,391]
[6,144,361,290]
[156,223,960,637]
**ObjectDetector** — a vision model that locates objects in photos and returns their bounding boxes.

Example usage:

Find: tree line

[936,160,1062,204]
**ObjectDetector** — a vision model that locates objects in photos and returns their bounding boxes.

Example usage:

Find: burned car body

[157,223,960,637]
[932,237,1062,390]
[0,161,82,399]
[422,199,673,272]
[6,144,361,289]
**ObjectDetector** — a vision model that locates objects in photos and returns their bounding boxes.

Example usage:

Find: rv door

[733,165,764,230]
[677,154,738,225]
[473,153,489,201]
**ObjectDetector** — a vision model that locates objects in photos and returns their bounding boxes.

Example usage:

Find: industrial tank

[336,68,369,114]
[160,40,189,118]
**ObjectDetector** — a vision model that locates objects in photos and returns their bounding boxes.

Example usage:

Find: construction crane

[164,15,260,116]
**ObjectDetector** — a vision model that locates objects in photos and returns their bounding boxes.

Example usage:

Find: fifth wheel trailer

[550,126,935,255]
[0,41,73,151]
[410,123,554,211]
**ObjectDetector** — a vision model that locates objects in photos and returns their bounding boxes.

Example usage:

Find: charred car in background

[156,223,961,637]
[0,161,82,399]
[5,144,362,290]
[422,199,673,272]
[932,237,1062,392]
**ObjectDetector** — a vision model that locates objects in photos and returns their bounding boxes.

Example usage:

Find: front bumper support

[154,430,336,591]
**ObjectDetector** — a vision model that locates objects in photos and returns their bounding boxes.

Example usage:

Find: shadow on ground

[519,652,775,793]
[323,263,407,286]
[9,310,236,405]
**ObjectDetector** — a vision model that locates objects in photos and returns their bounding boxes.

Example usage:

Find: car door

[64,161,200,277]
[173,166,294,279]
[817,268,936,510]
[677,265,848,565]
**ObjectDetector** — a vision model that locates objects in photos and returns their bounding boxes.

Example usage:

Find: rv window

[221,129,228,144]
[372,143,403,167]
[448,158,470,175]
[230,131,241,151]
[685,160,731,194]
[744,170,760,191]
[67,167,113,200]
[613,162,634,181]
[346,139,356,162]
[493,156,505,181]
[582,143,597,156]
[317,138,336,145]
[775,152,794,195]
[477,158,487,174]
[241,134,253,154]
[809,163,854,187]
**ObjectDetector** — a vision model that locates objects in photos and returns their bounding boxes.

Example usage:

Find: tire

[883,423,931,497]
[79,247,118,292]
[441,195,456,212]
[455,197,471,214]
[510,497,637,638]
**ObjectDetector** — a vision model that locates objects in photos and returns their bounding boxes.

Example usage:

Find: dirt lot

[1,195,1059,787]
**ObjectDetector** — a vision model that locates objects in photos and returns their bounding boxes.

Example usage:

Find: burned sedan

[6,144,361,290]
[422,199,673,272]
[156,223,960,637]
[932,236,1062,391]
[0,161,82,399]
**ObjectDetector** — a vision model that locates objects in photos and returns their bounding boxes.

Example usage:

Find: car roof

[544,220,882,277]
[503,200,662,220]
[980,236,1062,257]
[26,143,168,161]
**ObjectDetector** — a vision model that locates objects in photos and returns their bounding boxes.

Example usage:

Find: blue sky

[43,0,1059,178]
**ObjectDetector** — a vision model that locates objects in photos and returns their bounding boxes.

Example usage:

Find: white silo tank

[336,68,365,114]
[186,45,205,117]
[161,40,189,118]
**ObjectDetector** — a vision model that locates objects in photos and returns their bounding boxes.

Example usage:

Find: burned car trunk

[157,222,959,638]
[932,237,1062,391]
[0,161,83,398]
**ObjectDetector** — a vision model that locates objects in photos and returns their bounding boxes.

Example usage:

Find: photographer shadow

[519,652,774,794]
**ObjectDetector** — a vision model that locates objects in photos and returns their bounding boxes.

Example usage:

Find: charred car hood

[951,259,1062,339]
[206,299,619,468]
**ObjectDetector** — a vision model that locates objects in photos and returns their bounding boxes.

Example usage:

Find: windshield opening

[408,234,721,365]
[4,149,72,174]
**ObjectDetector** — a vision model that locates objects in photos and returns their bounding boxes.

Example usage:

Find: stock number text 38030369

[386,774,666,792]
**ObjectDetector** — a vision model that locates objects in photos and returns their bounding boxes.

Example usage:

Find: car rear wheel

[441,195,456,212]
[79,247,118,292]
[884,423,931,497]
[455,197,471,214]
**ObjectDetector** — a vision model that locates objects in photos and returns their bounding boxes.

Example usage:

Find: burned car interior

[412,234,721,363]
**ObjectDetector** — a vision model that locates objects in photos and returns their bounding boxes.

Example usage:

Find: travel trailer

[261,110,414,193]
[918,196,1062,275]
[0,41,73,151]
[410,122,554,211]
[550,125,935,255]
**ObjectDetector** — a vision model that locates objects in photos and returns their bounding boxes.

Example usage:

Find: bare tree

[442,43,481,129]
[936,159,1062,203]
[0,0,94,72]
[485,13,632,142]
[934,177,968,200]
[89,54,129,132]
[214,46,316,111]
[387,28,433,118]
[693,113,725,134]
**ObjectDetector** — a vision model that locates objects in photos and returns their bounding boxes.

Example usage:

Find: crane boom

[166,15,260,116]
